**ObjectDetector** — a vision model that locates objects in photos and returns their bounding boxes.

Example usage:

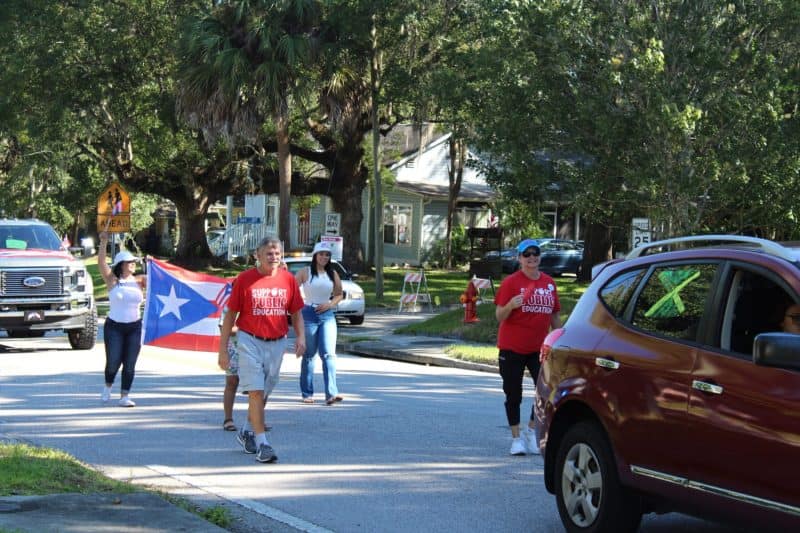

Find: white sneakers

[102,387,136,407]
[522,427,540,455]
[509,437,527,456]
[510,427,541,456]
[118,396,136,407]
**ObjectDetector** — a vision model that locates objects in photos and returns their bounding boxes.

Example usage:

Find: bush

[424,224,470,267]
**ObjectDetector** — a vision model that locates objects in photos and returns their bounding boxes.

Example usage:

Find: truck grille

[0,268,64,297]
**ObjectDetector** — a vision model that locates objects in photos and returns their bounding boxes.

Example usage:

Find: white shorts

[236,331,288,395]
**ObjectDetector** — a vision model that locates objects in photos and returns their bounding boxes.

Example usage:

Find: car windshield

[286,260,348,279]
[0,224,63,251]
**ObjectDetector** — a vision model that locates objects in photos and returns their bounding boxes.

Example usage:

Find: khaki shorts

[236,331,287,394]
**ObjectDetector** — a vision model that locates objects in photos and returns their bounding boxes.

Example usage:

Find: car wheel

[349,315,365,325]
[68,308,98,350]
[554,421,642,533]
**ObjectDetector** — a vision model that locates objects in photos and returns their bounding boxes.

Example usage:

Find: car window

[285,261,310,275]
[0,225,62,251]
[599,269,646,317]
[631,263,718,341]
[720,267,798,355]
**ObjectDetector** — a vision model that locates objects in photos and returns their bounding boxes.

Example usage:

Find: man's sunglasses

[521,250,540,258]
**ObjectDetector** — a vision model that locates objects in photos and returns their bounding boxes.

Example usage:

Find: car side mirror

[753,332,800,371]
[350,273,359,281]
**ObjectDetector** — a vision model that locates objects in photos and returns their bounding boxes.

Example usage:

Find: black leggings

[498,349,540,427]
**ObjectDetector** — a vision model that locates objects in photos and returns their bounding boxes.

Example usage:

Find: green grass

[0,442,134,495]
[356,266,476,308]
[392,276,589,365]
[0,442,232,529]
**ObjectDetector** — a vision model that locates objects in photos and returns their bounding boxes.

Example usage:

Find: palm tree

[177,0,321,246]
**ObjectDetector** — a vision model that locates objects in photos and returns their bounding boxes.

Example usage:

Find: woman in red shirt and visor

[494,238,561,456]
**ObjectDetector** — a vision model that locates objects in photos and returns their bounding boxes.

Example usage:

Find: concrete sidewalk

[0,311,496,533]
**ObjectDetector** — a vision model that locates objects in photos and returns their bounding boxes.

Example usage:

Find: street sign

[325,213,341,235]
[97,181,131,233]
[631,217,651,249]
[321,235,343,261]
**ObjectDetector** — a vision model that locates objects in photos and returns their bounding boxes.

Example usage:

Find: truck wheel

[68,308,98,350]
[554,421,642,533]
[349,315,365,325]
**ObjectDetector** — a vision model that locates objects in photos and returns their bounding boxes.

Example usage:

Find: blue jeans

[104,318,142,393]
[300,306,338,400]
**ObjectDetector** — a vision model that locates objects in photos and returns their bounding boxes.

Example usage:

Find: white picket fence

[211,223,275,259]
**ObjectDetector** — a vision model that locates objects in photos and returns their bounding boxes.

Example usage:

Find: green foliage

[423,224,470,267]
[199,505,233,528]
[0,443,134,496]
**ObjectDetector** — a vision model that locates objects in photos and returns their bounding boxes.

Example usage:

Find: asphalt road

[0,316,753,533]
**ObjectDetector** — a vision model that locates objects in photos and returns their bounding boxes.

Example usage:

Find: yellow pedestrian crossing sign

[97,181,131,233]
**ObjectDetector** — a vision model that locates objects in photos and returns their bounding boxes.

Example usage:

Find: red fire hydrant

[460,280,480,323]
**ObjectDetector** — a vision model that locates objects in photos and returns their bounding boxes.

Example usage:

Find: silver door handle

[692,380,723,395]
[595,357,620,370]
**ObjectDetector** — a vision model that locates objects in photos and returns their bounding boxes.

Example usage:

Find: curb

[339,341,498,374]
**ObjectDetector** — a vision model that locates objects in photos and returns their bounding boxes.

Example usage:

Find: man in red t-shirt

[495,238,561,457]
[219,236,305,463]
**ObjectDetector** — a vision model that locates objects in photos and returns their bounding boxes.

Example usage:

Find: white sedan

[283,256,366,325]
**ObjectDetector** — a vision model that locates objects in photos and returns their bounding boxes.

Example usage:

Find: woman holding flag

[98,223,146,407]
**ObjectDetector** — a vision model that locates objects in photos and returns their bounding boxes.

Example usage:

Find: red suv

[535,235,800,532]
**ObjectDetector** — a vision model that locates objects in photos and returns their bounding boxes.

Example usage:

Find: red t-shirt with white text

[494,270,560,354]
[227,267,304,339]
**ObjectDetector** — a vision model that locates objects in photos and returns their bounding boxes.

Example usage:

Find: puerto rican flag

[143,258,232,352]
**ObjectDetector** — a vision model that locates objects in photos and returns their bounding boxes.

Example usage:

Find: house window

[384,204,412,246]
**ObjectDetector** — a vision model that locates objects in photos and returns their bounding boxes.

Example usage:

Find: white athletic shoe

[509,437,527,456]
[522,427,540,455]
[101,387,111,403]
[118,396,136,407]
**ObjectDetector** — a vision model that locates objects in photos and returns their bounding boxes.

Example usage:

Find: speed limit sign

[631,218,651,249]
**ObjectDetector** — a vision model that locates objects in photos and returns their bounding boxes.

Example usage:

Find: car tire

[554,421,642,533]
[349,315,365,325]
[68,308,98,350]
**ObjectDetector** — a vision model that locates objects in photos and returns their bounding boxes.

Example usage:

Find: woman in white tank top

[98,226,146,407]
[295,241,343,405]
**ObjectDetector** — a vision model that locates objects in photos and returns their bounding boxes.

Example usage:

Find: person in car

[295,241,344,405]
[98,225,146,408]
[495,238,561,456]
[781,302,800,334]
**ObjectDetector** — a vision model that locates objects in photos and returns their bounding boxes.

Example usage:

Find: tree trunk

[276,106,292,247]
[172,191,214,269]
[446,136,465,269]
[328,151,367,272]
[578,221,613,282]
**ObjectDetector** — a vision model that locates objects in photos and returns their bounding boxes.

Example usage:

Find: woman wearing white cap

[98,226,146,407]
[295,241,344,405]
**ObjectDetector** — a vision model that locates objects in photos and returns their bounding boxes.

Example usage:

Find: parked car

[283,255,365,325]
[206,228,227,257]
[488,239,583,275]
[535,235,800,532]
[0,218,97,349]
[537,238,583,276]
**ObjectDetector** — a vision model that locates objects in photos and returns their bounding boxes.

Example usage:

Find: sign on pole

[325,213,341,235]
[97,181,131,233]
[321,235,343,261]
[631,217,651,249]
